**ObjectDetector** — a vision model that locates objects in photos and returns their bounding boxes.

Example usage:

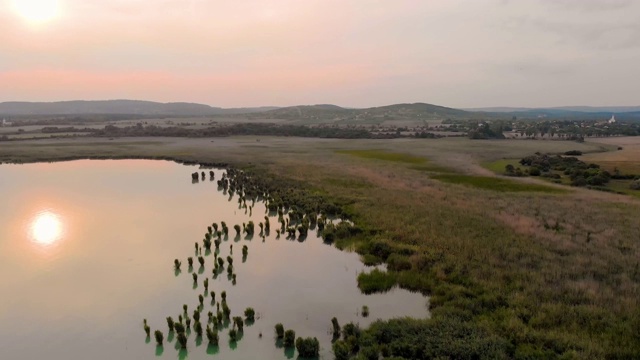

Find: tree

[174,259,182,270]
[331,317,341,338]
[166,317,175,332]
[333,340,350,360]
[177,332,188,349]
[206,326,219,345]
[234,224,241,235]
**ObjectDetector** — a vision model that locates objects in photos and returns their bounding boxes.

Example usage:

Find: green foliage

[228,328,238,342]
[206,326,218,345]
[244,307,255,321]
[361,305,369,318]
[198,256,205,267]
[174,259,181,270]
[154,330,163,346]
[194,321,203,337]
[233,316,244,332]
[332,340,351,360]
[275,323,284,338]
[177,332,188,349]
[386,254,412,271]
[432,174,566,193]
[295,337,320,358]
[283,329,296,347]
[357,269,397,294]
[187,257,193,267]
[166,317,174,332]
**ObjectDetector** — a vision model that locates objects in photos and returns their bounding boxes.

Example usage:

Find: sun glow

[30,211,63,246]
[12,0,60,25]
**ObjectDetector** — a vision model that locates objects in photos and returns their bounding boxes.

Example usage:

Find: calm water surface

[0,160,428,359]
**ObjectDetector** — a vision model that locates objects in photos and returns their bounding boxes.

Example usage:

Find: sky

[0,0,639,108]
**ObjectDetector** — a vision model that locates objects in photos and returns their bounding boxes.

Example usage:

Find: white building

[1,119,12,127]
[608,115,616,124]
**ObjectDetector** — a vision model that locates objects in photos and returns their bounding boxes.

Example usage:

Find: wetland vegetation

[1,134,639,359]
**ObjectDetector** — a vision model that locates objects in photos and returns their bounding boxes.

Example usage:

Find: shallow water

[0,160,428,359]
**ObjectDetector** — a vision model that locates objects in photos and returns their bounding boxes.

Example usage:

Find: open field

[583,137,640,174]
[1,136,639,358]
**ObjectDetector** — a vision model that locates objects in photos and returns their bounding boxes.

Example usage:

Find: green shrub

[331,317,341,338]
[228,328,238,342]
[357,269,396,294]
[154,330,163,346]
[295,337,320,357]
[275,323,284,338]
[206,326,218,345]
[177,333,188,349]
[283,329,296,347]
[333,340,350,360]
[386,254,412,271]
[244,307,255,321]
[166,317,174,332]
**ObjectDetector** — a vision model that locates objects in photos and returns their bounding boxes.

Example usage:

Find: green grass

[482,159,519,174]
[336,149,427,164]
[357,269,397,294]
[432,174,567,193]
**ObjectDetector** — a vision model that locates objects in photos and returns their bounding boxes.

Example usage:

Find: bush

[331,317,341,338]
[154,330,163,346]
[357,269,396,294]
[228,328,238,342]
[244,307,255,321]
[295,337,320,357]
[275,323,284,338]
[177,333,188,349]
[386,254,412,271]
[206,326,218,345]
[284,329,296,347]
[333,340,351,360]
[362,305,369,317]
[564,150,583,156]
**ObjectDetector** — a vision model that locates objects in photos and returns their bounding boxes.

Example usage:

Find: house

[608,115,616,124]
[1,118,12,127]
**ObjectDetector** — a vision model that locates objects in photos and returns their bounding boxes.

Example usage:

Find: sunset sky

[1,0,639,108]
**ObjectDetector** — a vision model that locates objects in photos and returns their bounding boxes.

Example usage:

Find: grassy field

[1,136,639,358]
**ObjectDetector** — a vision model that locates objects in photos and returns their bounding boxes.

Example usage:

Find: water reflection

[30,210,64,246]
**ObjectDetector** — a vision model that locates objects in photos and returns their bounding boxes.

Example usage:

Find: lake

[0,160,428,359]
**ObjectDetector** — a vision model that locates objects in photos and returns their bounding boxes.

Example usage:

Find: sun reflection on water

[30,210,64,246]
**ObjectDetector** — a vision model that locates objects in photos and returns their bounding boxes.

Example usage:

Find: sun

[12,0,60,25]
[31,211,63,246]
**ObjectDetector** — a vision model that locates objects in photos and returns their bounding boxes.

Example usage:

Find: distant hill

[467,106,640,114]
[0,100,277,116]
[255,102,490,124]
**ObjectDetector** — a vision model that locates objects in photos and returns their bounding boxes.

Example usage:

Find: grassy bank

[1,136,639,359]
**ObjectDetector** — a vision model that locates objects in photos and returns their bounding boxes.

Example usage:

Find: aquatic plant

[233,316,244,332]
[221,221,228,235]
[246,221,255,235]
[217,257,224,267]
[210,291,215,302]
[193,310,200,322]
[333,340,350,360]
[174,259,182,270]
[283,329,296,347]
[232,274,237,283]
[154,330,164,346]
[198,256,205,267]
[244,307,255,321]
[194,321,203,337]
[221,291,227,301]
[212,223,219,233]
[144,322,150,337]
[187,257,194,267]
[274,324,283,338]
[203,278,209,290]
[295,337,320,357]
[206,326,219,345]
[331,317,341,338]
[192,273,198,283]
[207,226,212,234]
[174,322,185,334]
[228,328,238,342]
[362,305,369,317]
[222,302,231,319]
[226,255,233,266]
[214,239,221,249]
[242,245,248,256]
[186,318,191,329]
[234,224,241,235]
[166,317,175,332]
[177,333,188,349]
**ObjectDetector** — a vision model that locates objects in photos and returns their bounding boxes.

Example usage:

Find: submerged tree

[234,224,241,235]
[233,316,244,332]
[242,245,248,257]
[174,259,182,271]
[192,273,198,283]
[194,321,203,337]
[203,278,209,291]
[166,317,175,332]
[198,256,205,267]
[362,305,369,317]
[187,257,194,267]
[228,328,238,342]
[143,319,150,337]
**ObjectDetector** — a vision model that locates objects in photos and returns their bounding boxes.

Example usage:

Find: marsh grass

[432,174,567,193]
[336,149,426,164]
